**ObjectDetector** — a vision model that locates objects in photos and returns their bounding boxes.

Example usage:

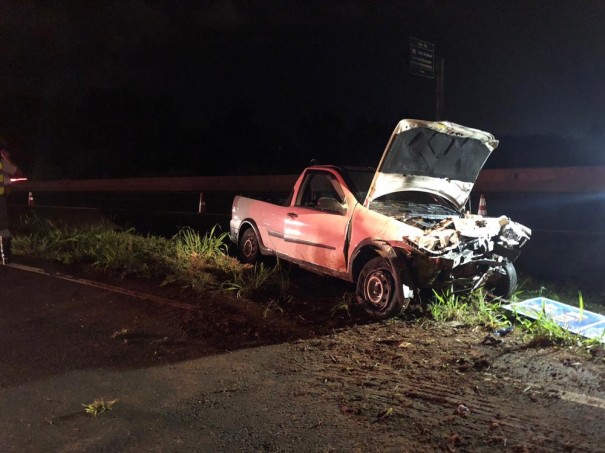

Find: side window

[295,172,344,208]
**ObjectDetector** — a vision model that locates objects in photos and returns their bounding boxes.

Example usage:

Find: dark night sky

[1,1,604,178]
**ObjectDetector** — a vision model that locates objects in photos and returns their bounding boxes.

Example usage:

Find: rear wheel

[356,257,404,320]
[238,228,260,264]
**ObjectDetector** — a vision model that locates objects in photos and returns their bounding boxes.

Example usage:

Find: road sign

[504,297,605,342]
[410,37,434,79]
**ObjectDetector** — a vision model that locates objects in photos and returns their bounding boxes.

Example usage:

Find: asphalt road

[0,263,365,452]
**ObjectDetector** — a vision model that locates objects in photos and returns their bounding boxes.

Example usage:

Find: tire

[490,261,518,299]
[356,257,403,320]
[238,228,260,264]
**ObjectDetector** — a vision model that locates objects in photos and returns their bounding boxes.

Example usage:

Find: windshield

[369,190,460,218]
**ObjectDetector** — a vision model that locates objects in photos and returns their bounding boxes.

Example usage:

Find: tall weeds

[428,287,509,329]
[223,261,290,301]
[166,226,245,290]
[12,215,289,298]
[14,217,172,277]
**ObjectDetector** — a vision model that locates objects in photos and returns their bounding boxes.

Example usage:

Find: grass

[82,398,118,417]
[12,215,290,300]
[428,288,509,330]
[329,292,355,318]
[223,260,292,303]
[165,226,247,290]
[14,216,172,278]
[512,306,575,346]
[428,282,604,348]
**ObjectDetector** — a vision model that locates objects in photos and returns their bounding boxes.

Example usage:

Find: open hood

[365,119,498,210]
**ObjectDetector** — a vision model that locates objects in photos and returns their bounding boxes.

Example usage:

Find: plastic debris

[493,325,514,337]
[504,297,605,343]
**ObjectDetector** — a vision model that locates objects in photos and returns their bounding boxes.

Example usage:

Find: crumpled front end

[401,213,531,293]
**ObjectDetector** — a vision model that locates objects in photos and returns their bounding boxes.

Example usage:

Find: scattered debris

[562,359,582,369]
[493,325,514,337]
[111,328,129,339]
[481,334,503,346]
[456,404,470,417]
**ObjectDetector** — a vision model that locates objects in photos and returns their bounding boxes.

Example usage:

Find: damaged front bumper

[400,213,531,291]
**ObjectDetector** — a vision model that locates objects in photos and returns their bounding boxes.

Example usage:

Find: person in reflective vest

[1,148,21,265]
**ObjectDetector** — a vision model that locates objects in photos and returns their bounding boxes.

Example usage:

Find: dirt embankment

[290,322,604,451]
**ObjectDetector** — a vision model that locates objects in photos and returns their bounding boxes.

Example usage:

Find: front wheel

[488,261,518,299]
[356,257,404,320]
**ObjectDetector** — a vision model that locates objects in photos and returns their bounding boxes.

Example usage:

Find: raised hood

[365,119,498,210]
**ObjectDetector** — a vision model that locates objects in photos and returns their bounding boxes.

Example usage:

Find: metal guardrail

[8,166,605,194]
[10,175,297,193]
[475,166,605,193]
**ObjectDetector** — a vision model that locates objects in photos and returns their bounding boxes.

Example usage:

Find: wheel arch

[237,219,273,256]
[350,242,386,283]
[350,240,416,304]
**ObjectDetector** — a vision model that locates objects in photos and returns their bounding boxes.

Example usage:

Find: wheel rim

[242,236,257,260]
[364,269,392,311]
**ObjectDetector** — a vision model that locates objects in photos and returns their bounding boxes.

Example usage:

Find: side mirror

[317,197,347,215]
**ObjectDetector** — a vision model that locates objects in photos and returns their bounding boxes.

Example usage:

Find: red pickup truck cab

[230,119,531,319]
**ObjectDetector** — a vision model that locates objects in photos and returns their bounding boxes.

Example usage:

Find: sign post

[435,57,444,120]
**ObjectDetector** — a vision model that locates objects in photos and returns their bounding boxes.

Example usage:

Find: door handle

[287,212,298,219]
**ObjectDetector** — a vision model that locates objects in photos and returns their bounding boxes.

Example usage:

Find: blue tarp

[503,297,605,342]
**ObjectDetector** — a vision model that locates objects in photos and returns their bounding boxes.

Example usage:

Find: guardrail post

[198,193,206,214]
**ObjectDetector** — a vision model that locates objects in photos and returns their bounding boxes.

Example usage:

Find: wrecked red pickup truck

[230,119,531,319]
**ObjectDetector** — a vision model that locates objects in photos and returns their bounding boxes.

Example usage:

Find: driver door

[281,170,350,273]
